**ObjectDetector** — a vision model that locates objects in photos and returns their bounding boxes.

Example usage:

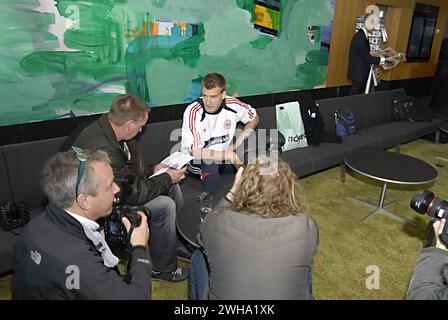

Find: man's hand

[166,166,187,184]
[233,127,256,151]
[226,167,244,202]
[433,219,448,251]
[153,163,168,173]
[385,56,396,62]
[122,211,150,248]
[230,167,244,193]
[224,147,243,166]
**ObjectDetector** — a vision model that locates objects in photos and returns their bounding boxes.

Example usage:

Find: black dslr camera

[0,201,30,232]
[100,175,150,257]
[410,190,448,247]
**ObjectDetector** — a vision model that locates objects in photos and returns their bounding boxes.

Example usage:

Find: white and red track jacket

[181,96,257,154]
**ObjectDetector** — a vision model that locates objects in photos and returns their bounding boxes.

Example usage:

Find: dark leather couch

[0,89,442,274]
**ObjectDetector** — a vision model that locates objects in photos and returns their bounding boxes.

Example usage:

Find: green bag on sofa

[276,101,308,152]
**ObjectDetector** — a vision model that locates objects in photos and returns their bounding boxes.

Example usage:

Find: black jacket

[73,114,172,206]
[12,205,152,300]
[348,29,381,83]
[297,93,341,146]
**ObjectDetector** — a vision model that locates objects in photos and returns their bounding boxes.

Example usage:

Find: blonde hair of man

[108,94,149,126]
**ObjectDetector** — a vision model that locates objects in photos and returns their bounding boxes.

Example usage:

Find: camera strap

[122,141,131,162]
[81,224,119,268]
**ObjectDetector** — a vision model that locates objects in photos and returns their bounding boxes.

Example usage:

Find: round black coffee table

[344,149,438,227]
[176,190,226,248]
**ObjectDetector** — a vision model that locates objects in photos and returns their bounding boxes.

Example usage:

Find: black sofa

[0,89,442,274]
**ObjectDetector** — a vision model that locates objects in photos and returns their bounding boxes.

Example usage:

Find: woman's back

[200,201,319,300]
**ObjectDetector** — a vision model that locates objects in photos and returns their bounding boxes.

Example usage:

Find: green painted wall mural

[0,0,333,127]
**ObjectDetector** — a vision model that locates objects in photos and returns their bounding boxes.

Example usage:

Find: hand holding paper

[149,152,193,178]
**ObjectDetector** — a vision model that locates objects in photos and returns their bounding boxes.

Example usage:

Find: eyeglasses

[71,146,87,198]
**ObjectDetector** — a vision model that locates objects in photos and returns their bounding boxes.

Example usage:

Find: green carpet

[1,139,447,300]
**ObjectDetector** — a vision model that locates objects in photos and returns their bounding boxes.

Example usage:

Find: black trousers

[348,80,366,95]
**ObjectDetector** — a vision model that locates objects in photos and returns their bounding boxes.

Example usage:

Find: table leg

[340,162,346,183]
[353,182,418,228]
[435,156,448,165]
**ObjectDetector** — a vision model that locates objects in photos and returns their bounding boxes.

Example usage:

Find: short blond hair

[232,156,309,218]
[108,94,149,126]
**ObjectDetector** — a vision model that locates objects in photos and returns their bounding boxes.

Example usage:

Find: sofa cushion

[363,89,404,127]
[396,119,442,142]
[0,229,19,274]
[3,137,66,210]
[0,206,43,274]
[281,144,342,177]
[256,107,276,129]
[136,122,171,165]
[317,94,369,134]
[279,149,315,177]
[0,148,13,204]
[280,132,379,177]
[161,120,183,154]
[338,133,379,152]
[359,124,406,149]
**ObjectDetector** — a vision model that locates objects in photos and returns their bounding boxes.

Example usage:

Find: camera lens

[125,212,141,228]
[427,197,448,219]
[410,190,435,214]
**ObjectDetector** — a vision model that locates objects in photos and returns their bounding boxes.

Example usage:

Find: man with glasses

[72,94,189,282]
[12,149,152,299]
[181,73,259,192]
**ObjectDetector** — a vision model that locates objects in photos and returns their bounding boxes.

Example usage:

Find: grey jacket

[199,199,319,300]
[73,114,172,205]
[407,247,448,300]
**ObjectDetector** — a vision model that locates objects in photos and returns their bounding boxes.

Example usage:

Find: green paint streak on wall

[0,1,58,124]
[199,9,259,56]
[0,0,333,126]
[128,0,240,22]
[21,51,124,79]
[133,0,333,104]
[146,58,198,105]
[170,32,204,68]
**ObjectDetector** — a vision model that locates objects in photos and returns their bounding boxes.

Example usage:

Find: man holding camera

[12,149,152,299]
[72,94,188,282]
[407,219,448,299]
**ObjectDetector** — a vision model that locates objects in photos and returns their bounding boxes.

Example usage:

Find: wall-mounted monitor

[253,0,280,36]
[406,3,439,62]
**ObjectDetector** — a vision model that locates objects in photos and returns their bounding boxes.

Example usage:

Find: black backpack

[393,95,432,122]
[0,201,30,232]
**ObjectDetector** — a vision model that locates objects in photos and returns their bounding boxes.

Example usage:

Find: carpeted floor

[1,138,447,300]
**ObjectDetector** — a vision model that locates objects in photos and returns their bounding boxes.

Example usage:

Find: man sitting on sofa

[181,72,259,192]
[73,94,189,283]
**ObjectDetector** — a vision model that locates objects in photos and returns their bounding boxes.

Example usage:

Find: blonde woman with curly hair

[189,155,319,300]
